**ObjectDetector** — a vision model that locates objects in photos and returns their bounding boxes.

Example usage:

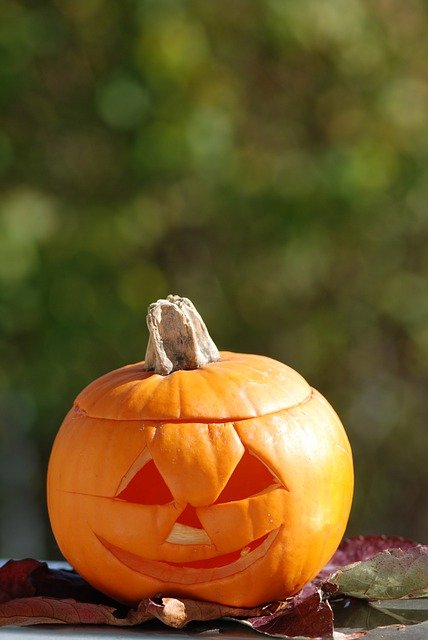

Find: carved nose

[176,504,204,529]
[167,504,212,546]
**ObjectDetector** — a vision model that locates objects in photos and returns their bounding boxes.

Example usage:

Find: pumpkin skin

[47,299,353,607]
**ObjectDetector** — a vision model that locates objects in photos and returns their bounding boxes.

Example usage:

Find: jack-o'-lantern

[47,295,353,607]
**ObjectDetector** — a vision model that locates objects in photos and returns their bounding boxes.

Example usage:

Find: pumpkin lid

[75,296,311,421]
[75,351,311,421]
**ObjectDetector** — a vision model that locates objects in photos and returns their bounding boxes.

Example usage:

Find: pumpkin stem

[144,295,220,375]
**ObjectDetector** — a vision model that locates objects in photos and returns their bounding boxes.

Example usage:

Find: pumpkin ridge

[203,362,263,414]
[123,375,161,419]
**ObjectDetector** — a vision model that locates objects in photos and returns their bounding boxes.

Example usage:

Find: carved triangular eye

[214,450,278,504]
[117,459,174,505]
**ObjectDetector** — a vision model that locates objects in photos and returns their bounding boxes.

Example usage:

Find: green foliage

[1,0,428,556]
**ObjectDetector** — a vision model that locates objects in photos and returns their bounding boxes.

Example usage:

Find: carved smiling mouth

[97,528,280,585]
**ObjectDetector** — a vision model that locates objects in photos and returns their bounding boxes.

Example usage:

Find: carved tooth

[166,523,211,545]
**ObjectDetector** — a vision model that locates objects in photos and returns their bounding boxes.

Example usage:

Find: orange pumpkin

[47,295,353,607]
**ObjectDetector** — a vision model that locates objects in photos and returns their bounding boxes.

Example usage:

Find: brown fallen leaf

[240,590,333,639]
[0,559,40,603]
[0,558,115,605]
[0,596,132,626]
[145,596,266,629]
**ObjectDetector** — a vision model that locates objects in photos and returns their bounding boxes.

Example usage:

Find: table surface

[0,628,228,638]
[2,628,175,639]
[1,621,255,639]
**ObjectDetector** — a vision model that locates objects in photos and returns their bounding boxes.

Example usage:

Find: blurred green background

[1,0,428,560]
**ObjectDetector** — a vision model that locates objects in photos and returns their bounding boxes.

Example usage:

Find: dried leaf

[147,597,188,628]
[331,595,397,631]
[0,558,115,605]
[238,590,333,639]
[0,559,39,603]
[145,595,266,628]
[316,536,418,584]
[331,536,418,566]
[369,598,428,623]
[0,596,129,626]
[327,546,428,599]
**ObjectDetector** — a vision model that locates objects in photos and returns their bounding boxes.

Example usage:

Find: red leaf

[0,596,125,626]
[329,536,418,567]
[0,559,40,602]
[314,535,419,585]
[0,559,117,605]
[30,562,117,604]
[243,591,333,639]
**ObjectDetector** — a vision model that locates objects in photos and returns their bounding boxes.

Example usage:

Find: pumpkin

[47,295,353,607]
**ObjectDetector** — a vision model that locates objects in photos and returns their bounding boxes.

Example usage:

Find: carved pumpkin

[47,296,353,607]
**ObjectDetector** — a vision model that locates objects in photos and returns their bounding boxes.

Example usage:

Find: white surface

[2,628,128,638]
[0,624,241,638]
[0,627,184,638]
